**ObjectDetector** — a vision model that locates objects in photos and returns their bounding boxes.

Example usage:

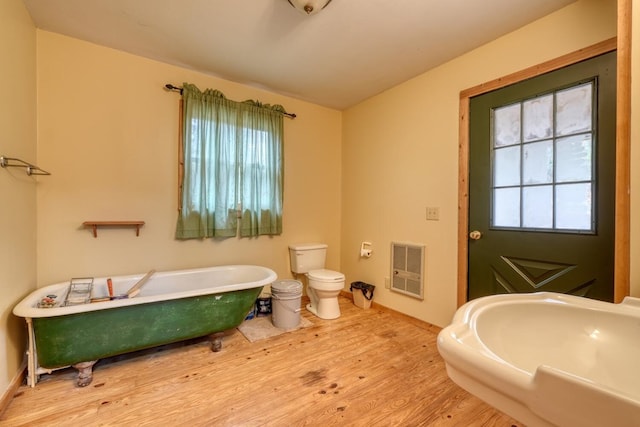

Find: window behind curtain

[175,84,284,239]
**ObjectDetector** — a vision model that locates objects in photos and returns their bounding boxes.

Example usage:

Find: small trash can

[256,292,272,316]
[350,281,375,309]
[271,279,303,329]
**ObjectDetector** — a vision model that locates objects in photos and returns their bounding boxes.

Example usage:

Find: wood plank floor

[1,296,520,426]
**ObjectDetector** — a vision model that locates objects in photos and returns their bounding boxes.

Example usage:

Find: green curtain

[175,84,284,239]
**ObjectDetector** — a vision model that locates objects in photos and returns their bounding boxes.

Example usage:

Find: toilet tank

[289,243,328,273]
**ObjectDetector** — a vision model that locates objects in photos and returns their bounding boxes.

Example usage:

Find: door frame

[458,1,631,306]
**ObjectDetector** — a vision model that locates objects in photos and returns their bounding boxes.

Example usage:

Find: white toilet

[289,243,345,320]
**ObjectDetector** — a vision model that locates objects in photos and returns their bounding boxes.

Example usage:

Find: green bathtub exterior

[33,287,261,368]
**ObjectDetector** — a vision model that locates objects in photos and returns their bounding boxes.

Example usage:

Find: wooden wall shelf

[83,221,145,238]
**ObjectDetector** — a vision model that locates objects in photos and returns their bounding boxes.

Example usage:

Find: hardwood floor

[1,296,520,426]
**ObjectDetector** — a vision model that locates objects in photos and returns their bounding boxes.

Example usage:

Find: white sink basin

[437,292,640,427]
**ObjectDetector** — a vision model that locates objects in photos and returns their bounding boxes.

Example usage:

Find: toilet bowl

[306,268,345,319]
[288,243,344,320]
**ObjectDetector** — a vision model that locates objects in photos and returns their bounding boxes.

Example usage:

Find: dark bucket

[256,296,272,316]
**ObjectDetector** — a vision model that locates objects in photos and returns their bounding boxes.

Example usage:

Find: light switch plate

[426,207,439,221]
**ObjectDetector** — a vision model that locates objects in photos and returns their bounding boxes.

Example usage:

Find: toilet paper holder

[360,241,373,258]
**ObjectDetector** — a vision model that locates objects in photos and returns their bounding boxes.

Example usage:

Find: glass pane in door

[523,94,553,141]
[494,146,520,186]
[523,185,553,228]
[556,183,592,230]
[556,134,592,182]
[523,141,553,184]
[494,103,521,147]
[493,187,520,227]
[556,83,592,137]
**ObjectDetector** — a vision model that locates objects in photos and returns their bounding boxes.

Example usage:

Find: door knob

[469,230,482,240]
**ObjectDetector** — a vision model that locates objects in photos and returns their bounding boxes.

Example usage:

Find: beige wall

[341,0,618,327]
[0,0,37,401]
[35,32,342,287]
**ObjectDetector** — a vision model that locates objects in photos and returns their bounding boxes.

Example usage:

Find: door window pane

[556,83,592,137]
[556,134,592,183]
[490,80,595,233]
[494,146,520,187]
[523,141,553,184]
[556,183,592,230]
[494,103,521,147]
[523,94,553,142]
[493,188,520,227]
[523,185,553,228]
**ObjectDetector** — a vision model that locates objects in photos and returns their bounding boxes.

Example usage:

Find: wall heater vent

[391,242,425,300]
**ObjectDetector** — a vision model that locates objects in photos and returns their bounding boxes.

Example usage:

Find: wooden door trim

[615,0,632,304]
[458,32,630,306]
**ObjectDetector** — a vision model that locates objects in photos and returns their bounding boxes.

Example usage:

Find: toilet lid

[308,269,345,282]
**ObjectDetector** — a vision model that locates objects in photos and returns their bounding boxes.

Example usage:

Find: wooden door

[468,51,616,302]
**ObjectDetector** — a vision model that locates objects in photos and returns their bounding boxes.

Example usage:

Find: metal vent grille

[391,242,425,300]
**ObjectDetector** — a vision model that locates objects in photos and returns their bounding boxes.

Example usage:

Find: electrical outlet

[384,277,390,289]
[426,206,439,221]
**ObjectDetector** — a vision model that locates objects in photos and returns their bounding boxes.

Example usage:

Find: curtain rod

[164,84,297,119]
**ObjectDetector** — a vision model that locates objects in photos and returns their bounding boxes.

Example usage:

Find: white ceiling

[23,0,576,110]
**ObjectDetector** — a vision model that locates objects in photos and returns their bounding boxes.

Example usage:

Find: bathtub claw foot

[72,360,97,387]
[209,333,224,352]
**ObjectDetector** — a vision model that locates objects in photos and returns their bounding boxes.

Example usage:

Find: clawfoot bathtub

[13,265,276,387]
[437,292,640,427]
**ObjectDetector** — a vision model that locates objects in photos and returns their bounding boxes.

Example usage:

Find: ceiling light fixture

[287,0,333,15]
